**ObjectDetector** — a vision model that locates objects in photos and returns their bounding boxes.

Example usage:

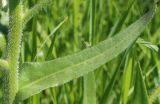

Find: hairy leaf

[15,9,155,101]
[83,72,96,104]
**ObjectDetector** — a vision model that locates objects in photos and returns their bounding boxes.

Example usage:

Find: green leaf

[83,72,96,104]
[108,0,134,37]
[0,33,6,55]
[22,0,52,28]
[0,0,2,9]
[149,85,160,103]
[31,17,37,61]
[121,55,133,104]
[0,59,9,71]
[137,38,159,52]
[132,63,149,104]
[16,9,155,102]
[34,18,67,60]
[100,46,131,104]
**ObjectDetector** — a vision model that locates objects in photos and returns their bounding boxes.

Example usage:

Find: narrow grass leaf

[121,55,133,104]
[0,34,6,55]
[132,63,149,104]
[0,0,2,9]
[100,45,131,104]
[108,0,134,37]
[15,9,155,101]
[31,17,37,61]
[22,0,52,28]
[149,85,160,103]
[34,18,67,61]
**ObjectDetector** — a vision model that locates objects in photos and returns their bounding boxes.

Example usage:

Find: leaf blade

[0,34,6,57]
[22,0,52,28]
[132,62,149,104]
[16,9,155,102]
[83,72,96,104]
[121,55,133,104]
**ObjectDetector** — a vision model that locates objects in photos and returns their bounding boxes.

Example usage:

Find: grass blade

[31,17,37,61]
[22,0,52,28]
[108,0,134,37]
[0,34,6,56]
[73,0,81,49]
[15,9,155,102]
[132,62,149,104]
[33,18,67,61]
[149,85,160,103]
[100,45,131,104]
[120,54,133,104]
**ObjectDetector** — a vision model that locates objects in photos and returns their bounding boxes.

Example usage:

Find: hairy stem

[3,0,23,104]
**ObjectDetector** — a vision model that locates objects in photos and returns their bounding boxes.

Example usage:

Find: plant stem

[3,0,22,104]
